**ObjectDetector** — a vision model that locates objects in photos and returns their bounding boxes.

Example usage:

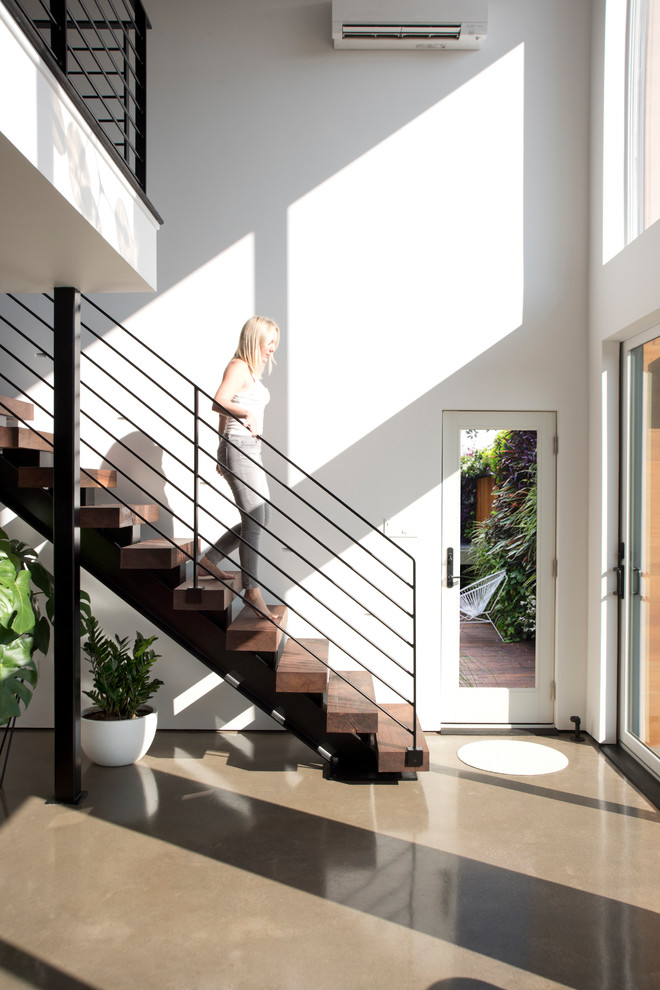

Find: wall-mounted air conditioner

[332,0,488,50]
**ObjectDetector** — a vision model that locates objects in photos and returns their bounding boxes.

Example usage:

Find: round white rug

[457,739,569,776]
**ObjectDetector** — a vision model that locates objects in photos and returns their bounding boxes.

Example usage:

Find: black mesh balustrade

[3,0,149,190]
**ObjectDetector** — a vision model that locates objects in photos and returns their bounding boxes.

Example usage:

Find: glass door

[621,330,660,779]
[441,411,557,725]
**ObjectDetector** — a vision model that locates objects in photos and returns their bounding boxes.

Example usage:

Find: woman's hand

[242,411,259,436]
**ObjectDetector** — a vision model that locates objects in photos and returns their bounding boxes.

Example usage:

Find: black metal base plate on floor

[323,762,418,784]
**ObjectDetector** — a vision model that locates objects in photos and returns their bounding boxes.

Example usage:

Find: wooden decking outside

[460,622,535,688]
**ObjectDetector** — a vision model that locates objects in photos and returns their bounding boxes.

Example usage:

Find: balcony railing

[3,0,150,191]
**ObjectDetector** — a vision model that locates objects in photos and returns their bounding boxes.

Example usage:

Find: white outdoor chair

[459,569,507,641]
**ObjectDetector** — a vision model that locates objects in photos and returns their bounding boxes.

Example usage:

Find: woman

[199,316,280,621]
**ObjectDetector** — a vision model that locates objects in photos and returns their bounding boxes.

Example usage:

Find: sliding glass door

[621,328,660,778]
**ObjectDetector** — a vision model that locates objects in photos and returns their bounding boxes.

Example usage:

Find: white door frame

[440,410,557,726]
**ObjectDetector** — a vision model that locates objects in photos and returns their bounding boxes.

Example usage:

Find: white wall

[10,0,592,731]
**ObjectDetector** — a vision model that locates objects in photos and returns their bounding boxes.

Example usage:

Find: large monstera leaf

[0,630,37,721]
[0,563,35,633]
[0,528,51,724]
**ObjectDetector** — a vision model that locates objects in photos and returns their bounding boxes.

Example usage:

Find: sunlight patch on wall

[172,671,223,715]
[20,234,256,439]
[287,46,524,470]
[112,234,256,398]
[72,235,255,550]
[220,706,259,731]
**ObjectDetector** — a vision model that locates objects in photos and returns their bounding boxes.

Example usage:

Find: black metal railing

[2,0,149,190]
[0,293,421,761]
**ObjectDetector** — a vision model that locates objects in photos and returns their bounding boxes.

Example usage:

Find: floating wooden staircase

[0,425,54,452]
[19,466,118,490]
[0,395,428,779]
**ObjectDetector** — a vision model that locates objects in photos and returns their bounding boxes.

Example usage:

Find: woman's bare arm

[213,359,259,434]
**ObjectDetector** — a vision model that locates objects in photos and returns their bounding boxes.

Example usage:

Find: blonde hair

[234,316,279,377]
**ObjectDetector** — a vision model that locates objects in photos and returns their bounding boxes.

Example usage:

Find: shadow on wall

[100,432,173,540]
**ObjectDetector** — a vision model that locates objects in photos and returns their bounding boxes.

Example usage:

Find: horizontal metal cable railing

[2,0,149,190]
[0,293,420,752]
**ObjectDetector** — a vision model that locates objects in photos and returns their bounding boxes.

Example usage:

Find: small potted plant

[80,605,163,767]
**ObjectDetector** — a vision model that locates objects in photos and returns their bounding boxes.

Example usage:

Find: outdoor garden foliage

[464,430,537,641]
[460,445,496,542]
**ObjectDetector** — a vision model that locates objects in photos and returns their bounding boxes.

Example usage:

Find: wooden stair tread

[17,466,117,489]
[173,573,240,611]
[80,503,159,528]
[0,426,53,452]
[376,703,429,773]
[120,537,199,569]
[0,396,34,421]
[326,670,378,734]
[226,605,288,652]
[276,638,329,693]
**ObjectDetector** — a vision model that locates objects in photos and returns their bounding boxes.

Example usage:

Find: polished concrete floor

[0,730,659,990]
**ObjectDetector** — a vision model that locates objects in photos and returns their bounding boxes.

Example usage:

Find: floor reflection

[78,737,659,990]
[1,730,658,990]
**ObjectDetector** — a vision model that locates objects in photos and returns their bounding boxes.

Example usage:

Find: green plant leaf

[33,615,51,656]
[0,640,38,722]
[0,586,16,627]
[82,617,163,719]
[29,560,54,599]
[0,528,54,716]
[10,570,36,635]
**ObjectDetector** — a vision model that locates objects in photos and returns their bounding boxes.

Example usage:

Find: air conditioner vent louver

[342,23,462,41]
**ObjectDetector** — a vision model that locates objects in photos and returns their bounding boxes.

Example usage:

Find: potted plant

[80,606,164,767]
[0,525,54,787]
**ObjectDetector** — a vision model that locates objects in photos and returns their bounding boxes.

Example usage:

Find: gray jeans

[204,436,270,590]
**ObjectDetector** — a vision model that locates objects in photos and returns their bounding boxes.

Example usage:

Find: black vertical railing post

[133,1,147,189]
[406,559,422,768]
[53,287,85,804]
[412,560,417,749]
[50,0,67,71]
[192,386,199,587]
[122,29,131,170]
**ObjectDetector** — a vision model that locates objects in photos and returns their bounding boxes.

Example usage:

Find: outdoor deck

[460,623,536,688]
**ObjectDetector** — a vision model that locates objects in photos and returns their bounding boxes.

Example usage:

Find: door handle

[447,547,454,588]
[632,566,641,596]
[614,542,625,599]
[613,564,624,599]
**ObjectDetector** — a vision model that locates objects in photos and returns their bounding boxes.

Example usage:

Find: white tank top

[223,376,270,437]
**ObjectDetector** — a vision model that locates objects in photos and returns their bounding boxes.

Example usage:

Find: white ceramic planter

[81,706,158,767]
